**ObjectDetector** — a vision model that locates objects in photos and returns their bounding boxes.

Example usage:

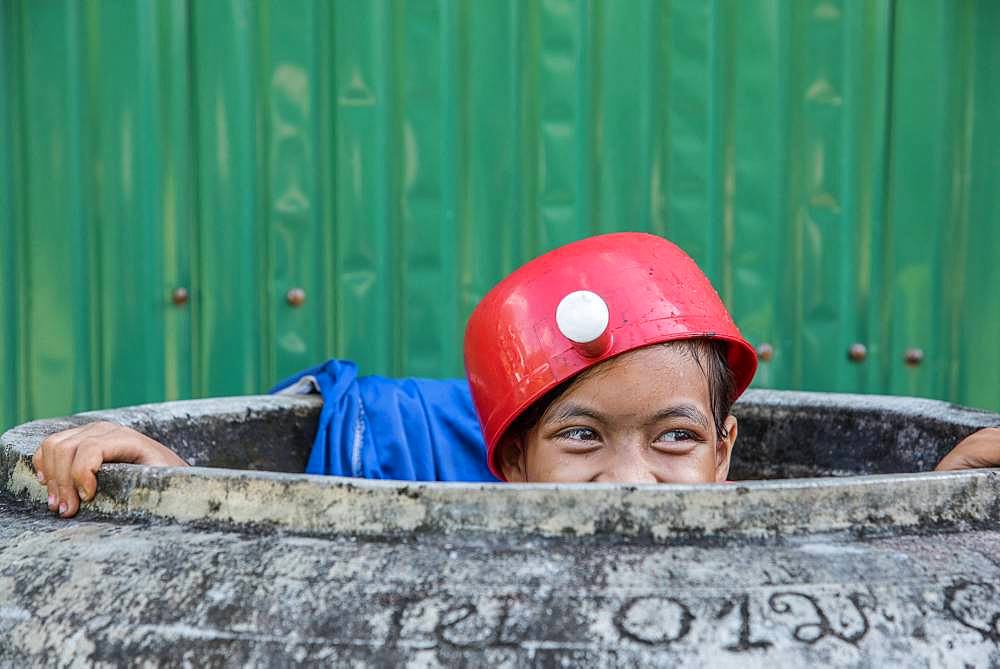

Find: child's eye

[556,427,600,442]
[655,429,697,443]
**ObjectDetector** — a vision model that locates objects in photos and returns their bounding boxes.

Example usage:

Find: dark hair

[497,339,738,466]
[681,339,738,440]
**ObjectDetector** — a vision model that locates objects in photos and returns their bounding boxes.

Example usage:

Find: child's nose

[595,452,659,484]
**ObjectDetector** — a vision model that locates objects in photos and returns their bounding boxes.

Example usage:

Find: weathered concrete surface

[2,495,1000,667]
[5,458,1000,543]
[1,390,999,665]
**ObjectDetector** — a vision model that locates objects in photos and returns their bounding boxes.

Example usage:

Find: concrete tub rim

[2,391,999,542]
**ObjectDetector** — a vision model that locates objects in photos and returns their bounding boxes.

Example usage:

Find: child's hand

[31,421,188,518]
[935,428,1000,472]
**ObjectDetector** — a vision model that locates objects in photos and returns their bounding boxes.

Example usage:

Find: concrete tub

[1,390,999,666]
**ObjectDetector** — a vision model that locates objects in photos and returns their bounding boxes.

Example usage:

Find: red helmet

[463,232,758,479]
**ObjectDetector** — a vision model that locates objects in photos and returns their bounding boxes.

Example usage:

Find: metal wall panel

[2,0,999,432]
[0,1,20,434]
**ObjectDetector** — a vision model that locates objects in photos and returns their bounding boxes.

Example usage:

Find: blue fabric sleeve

[269,359,500,483]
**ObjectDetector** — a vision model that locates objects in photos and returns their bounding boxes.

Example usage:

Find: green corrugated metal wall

[2,0,999,432]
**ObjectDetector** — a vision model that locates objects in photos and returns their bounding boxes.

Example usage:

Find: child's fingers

[45,478,59,512]
[34,430,74,483]
[33,422,109,483]
[29,420,180,518]
[36,435,62,510]
[70,442,105,503]
[56,482,80,518]
[48,438,83,517]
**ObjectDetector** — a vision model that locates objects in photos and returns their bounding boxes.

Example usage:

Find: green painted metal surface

[2,0,999,433]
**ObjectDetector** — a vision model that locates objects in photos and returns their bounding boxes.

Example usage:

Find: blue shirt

[270,359,500,482]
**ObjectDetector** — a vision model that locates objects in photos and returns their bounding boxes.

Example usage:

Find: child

[32,233,1000,517]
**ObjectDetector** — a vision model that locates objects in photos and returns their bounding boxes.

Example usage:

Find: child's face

[499,345,738,484]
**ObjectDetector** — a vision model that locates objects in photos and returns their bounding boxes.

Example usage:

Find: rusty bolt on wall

[171,288,189,306]
[756,343,774,362]
[904,348,924,367]
[286,288,306,307]
[848,343,867,363]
